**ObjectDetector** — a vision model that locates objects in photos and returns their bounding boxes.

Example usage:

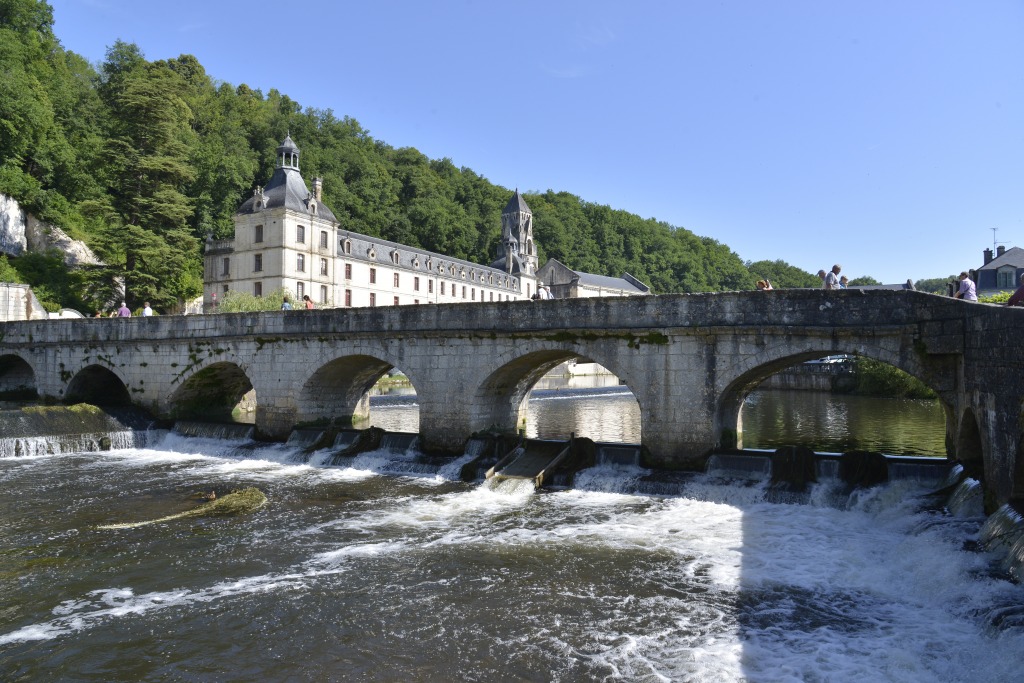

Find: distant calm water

[372,384,948,456]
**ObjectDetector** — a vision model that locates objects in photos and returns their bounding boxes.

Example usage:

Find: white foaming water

[2,437,1023,681]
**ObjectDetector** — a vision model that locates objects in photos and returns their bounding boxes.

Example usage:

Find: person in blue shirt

[281,298,292,310]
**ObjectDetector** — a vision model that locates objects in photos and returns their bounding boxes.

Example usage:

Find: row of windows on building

[214,281,516,307]
[245,224,517,289]
[220,253,517,294]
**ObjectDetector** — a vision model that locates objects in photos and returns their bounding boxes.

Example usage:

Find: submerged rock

[97,487,267,529]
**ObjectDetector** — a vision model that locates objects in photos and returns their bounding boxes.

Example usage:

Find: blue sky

[50,0,1023,285]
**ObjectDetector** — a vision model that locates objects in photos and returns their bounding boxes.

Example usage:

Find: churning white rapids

[1,430,1022,682]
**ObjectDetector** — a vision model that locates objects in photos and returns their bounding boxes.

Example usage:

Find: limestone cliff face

[0,194,27,257]
[0,193,101,266]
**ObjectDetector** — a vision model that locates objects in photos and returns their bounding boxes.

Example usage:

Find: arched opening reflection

[0,355,37,401]
[65,365,131,407]
[299,355,419,432]
[730,353,947,456]
[474,351,641,444]
[956,408,984,481]
[170,362,254,422]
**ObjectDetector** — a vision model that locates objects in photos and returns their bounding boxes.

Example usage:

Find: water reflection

[741,388,946,456]
[369,387,947,455]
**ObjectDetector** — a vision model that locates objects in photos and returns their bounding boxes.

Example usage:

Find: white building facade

[204,136,538,310]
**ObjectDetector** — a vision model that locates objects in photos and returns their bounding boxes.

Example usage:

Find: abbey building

[203,136,646,310]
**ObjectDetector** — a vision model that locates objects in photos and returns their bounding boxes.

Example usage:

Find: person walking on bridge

[953,272,977,301]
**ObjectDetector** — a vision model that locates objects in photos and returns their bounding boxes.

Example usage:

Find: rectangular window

[462,285,467,299]
[370,268,376,284]
[297,254,305,272]
[297,282,305,299]
[320,231,328,249]
[344,240,351,254]
[489,292,493,301]
[393,273,400,288]
[471,288,476,301]
[394,296,400,306]
[369,293,376,306]
[254,254,263,272]
[221,257,230,276]
[254,282,262,297]
[254,224,263,243]
[345,289,352,307]
[296,225,306,243]
[320,258,328,276]
[414,299,419,305]
[222,284,229,295]
[345,263,352,279]
[320,285,328,303]
[414,276,420,291]
[428,280,433,294]
[440,281,445,295]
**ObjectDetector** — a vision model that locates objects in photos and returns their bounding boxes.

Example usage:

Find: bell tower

[500,189,537,275]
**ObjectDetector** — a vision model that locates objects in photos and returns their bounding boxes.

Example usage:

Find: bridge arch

[296,353,416,428]
[467,346,642,442]
[0,353,37,399]
[716,346,950,452]
[170,361,255,421]
[65,364,131,406]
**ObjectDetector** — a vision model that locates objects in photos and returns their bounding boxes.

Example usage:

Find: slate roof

[574,270,649,293]
[235,166,338,223]
[504,189,531,215]
[979,246,1024,271]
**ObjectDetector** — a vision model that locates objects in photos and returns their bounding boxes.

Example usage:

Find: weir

[2,288,1022,506]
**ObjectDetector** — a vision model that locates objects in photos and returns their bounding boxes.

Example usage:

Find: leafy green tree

[99,47,201,309]
[848,276,881,286]
[216,287,291,312]
[0,254,23,282]
[850,356,936,399]
[746,259,820,289]
[915,276,955,295]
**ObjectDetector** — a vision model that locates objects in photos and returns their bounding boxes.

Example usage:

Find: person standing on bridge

[1007,273,1024,307]
[281,297,292,310]
[116,301,131,317]
[953,272,977,301]
[824,265,842,290]
[303,294,315,310]
[142,302,153,317]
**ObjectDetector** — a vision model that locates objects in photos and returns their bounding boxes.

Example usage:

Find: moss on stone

[97,488,268,529]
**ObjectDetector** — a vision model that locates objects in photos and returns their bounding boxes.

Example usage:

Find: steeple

[499,189,537,275]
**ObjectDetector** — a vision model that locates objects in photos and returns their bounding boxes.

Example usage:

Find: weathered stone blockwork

[1,289,1022,506]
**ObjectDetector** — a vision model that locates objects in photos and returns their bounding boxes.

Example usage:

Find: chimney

[984,248,993,264]
[313,177,323,201]
[997,245,1006,257]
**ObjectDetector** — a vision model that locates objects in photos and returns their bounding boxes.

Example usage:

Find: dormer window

[368,245,376,260]
[343,239,352,255]
[391,250,400,265]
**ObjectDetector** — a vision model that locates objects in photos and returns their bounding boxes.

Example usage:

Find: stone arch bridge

[1,289,1022,505]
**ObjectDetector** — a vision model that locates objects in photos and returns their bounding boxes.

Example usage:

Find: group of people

[281,295,316,310]
[531,285,553,300]
[95,301,154,318]
[815,265,848,290]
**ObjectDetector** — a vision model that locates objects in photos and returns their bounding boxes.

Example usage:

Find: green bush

[215,287,294,313]
[851,356,936,399]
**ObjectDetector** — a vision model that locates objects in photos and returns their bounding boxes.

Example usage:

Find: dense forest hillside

[2,0,876,312]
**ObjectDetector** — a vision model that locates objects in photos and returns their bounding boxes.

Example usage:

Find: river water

[2,389,1022,681]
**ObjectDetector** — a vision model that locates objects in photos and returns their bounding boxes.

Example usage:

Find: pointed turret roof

[503,189,531,214]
